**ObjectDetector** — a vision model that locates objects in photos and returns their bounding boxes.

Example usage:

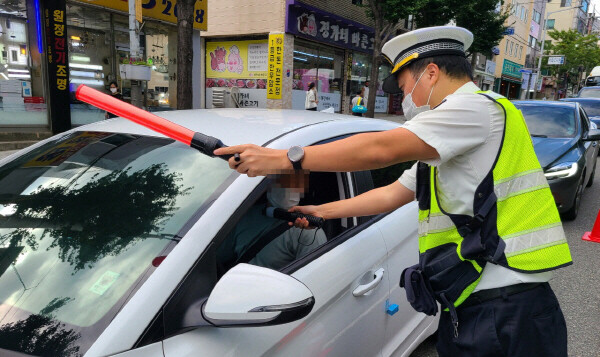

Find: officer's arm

[295,181,414,221]
[215,127,438,176]
[302,128,438,172]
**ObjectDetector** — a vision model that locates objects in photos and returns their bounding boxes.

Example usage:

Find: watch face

[288,146,304,162]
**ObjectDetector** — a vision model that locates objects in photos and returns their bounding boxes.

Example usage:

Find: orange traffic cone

[582,210,600,243]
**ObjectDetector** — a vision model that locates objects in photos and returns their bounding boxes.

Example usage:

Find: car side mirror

[583,129,600,141]
[202,263,314,327]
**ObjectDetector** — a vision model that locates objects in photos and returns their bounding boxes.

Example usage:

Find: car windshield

[0,132,234,356]
[578,88,600,98]
[515,104,577,138]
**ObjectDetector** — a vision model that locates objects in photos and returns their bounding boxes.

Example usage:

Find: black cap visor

[383,72,402,94]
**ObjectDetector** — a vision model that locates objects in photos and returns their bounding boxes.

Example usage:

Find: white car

[0,109,437,357]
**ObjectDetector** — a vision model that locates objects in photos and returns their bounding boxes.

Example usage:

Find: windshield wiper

[531,134,548,138]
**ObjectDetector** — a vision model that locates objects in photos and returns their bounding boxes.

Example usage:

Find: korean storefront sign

[44,0,71,133]
[286,0,375,53]
[502,59,523,79]
[73,0,207,30]
[206,40,268,79]
[267,34,284,100]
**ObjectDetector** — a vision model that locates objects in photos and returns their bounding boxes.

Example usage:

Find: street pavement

[411,156,600,357]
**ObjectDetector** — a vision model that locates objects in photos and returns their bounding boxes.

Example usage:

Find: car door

[359,163,439,357]
[161,170,390,357]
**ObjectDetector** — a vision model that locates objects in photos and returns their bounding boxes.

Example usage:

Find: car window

[0,132,234,356]
[215,172,349,276]
[576,101,600,117]
[580,108,591,132]
[371,161,415,189]
[579,88,600,98]
[515,104,577,138]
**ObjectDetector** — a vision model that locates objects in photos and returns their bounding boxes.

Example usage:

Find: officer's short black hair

[406,55,473,81]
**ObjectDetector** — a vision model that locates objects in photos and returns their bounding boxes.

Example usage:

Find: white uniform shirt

[305,89,317,109]
[398,81,552,292]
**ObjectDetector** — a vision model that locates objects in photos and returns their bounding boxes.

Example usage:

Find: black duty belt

[459,282,544,309]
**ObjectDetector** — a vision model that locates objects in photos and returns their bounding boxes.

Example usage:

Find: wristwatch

[287,146,305,170]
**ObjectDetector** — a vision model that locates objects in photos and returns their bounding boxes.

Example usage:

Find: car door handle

[353,268,385,297]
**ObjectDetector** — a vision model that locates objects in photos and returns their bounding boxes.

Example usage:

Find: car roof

[512,100,576,108]
[73,109,393,146]
[561,97,600,102]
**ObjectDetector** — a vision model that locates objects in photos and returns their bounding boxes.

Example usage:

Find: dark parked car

[560,97,600,129]
[513,101,600,220]
[577,86,600,99]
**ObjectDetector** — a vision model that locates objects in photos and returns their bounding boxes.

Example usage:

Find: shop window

[348,51,391,113]
[0,10,43,126]
[292,39,344,112]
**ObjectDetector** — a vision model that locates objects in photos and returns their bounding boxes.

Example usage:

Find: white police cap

[381,26,473,94]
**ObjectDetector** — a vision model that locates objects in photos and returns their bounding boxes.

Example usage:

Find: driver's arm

[299,180,415,221]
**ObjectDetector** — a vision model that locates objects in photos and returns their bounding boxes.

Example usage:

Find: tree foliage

[413,0,509,57]
[362,0,509,117]
[543,29,600,87]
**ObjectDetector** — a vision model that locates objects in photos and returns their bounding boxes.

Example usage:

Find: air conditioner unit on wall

[212,87,240,109]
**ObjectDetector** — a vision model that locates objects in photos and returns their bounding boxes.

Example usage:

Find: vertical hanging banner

[44,0,71,133]
[135,0,143,23]
[267,34,284,99]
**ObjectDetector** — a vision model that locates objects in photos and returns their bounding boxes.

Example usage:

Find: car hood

[532,137,577,169]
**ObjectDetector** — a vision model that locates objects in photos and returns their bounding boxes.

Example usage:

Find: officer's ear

[425,63,440,84]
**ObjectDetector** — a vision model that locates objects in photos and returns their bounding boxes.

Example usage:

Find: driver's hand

[288,205,324,229]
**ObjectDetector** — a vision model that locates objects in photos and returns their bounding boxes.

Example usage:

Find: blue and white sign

[503,27,515,35]
[548,56,565,65]
[519,69,532,74]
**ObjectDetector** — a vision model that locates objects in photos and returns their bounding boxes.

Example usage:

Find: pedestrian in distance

[351,91,365,117]
[305,82,318,111]
[361,80,370,101]
[215,26,572,357]
[105,81,123,119]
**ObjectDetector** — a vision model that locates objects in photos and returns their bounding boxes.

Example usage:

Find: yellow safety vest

[417,91,572,311]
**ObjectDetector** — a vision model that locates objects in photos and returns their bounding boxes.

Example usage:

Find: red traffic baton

[75,85,239,161]
[582,209,600,243]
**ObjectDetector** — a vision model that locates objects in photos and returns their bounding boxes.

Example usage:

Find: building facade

[0,0,205,132]
[545,0,590,35]
[202,0,396,114]
[492,0,532,99]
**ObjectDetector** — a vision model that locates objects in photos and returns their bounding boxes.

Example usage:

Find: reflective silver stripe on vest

[503,223,567,256]
[419,214,455,236]
[494,169,548,201]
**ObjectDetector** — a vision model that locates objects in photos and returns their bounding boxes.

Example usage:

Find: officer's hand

[288,205,324,229]
[213,144,292,177]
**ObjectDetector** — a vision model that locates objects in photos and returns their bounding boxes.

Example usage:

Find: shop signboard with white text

[285,0,375,53]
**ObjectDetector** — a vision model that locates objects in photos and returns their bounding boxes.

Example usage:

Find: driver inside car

[217,172,327,271]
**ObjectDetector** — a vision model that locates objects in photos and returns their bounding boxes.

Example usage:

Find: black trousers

[436,283,567,357]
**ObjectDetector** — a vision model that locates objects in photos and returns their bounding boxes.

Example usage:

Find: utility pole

[128,0,143,108]
[536,5,582,99]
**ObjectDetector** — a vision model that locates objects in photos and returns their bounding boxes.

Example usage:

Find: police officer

[215,26,572,356]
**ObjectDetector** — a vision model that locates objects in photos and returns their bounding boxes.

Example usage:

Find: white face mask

[110,87,117,94]
[267,187,301,210]
[402,68,435,121]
